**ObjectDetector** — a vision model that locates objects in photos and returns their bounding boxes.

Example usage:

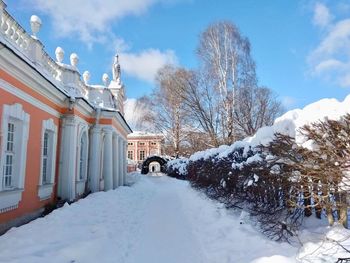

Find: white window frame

[77,130,89,182]
[0,104,30,213]
[4,122,15,189]
[42,131,49,184]
[139,150,145,161]
[128,150,133,160]
[38,119,57,200]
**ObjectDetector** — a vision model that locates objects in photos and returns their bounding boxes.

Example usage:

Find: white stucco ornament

[30,15,42,38]
[55,47,64,63]
[102,73,110,87]
[83,71,91,85]
[70,53,79,68]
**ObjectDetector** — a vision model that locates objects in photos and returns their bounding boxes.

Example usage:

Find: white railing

[41,52,60,80]
[0,0,117,109]
[0,3,31,53]
[0,2,61,84]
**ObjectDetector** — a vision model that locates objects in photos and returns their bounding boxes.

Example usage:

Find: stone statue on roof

[112,54,121,83]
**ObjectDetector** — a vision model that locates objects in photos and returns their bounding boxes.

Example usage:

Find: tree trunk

[326,204,334,226]
[338,192,348,228]
[303,190,312,217]
[314,193,322,219]
[339,205,348,228]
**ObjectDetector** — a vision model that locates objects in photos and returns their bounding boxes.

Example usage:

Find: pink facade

[0,1,132,232]
[127,132,164,164]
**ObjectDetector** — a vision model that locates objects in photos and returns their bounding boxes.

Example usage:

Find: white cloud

[313,59,345,74]
[120,49,178,83]
[313,2,332,28]
[311,19,350,57]
[308,3,350,88]
[25,0,168,44]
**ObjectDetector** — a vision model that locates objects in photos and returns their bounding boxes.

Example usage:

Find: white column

[112,134,119,189]
[58,115,77,201]
[103,128,113,191]
[118,137,123,186]
[88,125,102,193]
[123,140,127,184]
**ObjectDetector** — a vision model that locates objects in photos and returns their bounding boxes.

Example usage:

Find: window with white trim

[79,136,84,180]
[3,122,15,188]
[38,119,58,200]
[139,150,145,161]
[40,129,55,185]
[0,103,30,213]
[78,132,88,181]
[41,130,53,184]
[128,150,133,160]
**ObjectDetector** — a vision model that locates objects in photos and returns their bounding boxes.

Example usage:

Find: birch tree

[234,86,283,138]
[197,21,257,143]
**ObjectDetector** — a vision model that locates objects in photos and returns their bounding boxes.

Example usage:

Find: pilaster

[118,137,124,186]
[88,125,102,193]
[58,115,78,201]
[123,140,127,184]
[112,134,119,188]
[103,127,113,191]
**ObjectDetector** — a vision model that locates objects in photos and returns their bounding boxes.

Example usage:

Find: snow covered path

[0,174,297,263]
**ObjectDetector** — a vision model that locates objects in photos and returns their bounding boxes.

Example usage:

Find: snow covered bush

[168,95,350,241]
[167,159,189,179]
[184,142,302,241]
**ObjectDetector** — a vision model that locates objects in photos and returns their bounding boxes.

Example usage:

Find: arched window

[78,132,88,181]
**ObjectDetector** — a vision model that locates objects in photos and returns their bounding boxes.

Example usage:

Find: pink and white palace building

[0,1,132,232]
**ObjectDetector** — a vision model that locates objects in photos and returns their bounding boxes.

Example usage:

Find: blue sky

[8,0,350,110]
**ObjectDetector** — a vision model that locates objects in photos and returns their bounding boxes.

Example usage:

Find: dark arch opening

[141,156,168,174]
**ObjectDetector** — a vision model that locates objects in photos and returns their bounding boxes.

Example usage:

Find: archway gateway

[141,156,168,174]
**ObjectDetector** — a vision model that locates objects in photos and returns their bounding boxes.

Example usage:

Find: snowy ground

[0,173,349,263]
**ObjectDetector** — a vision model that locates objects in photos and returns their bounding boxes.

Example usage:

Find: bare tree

[173,70,222,147]
[234,86,283,138]
[197,21,257,144]
[177,21,283,143]
[144,65,190,156]
[141,22,283,152]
